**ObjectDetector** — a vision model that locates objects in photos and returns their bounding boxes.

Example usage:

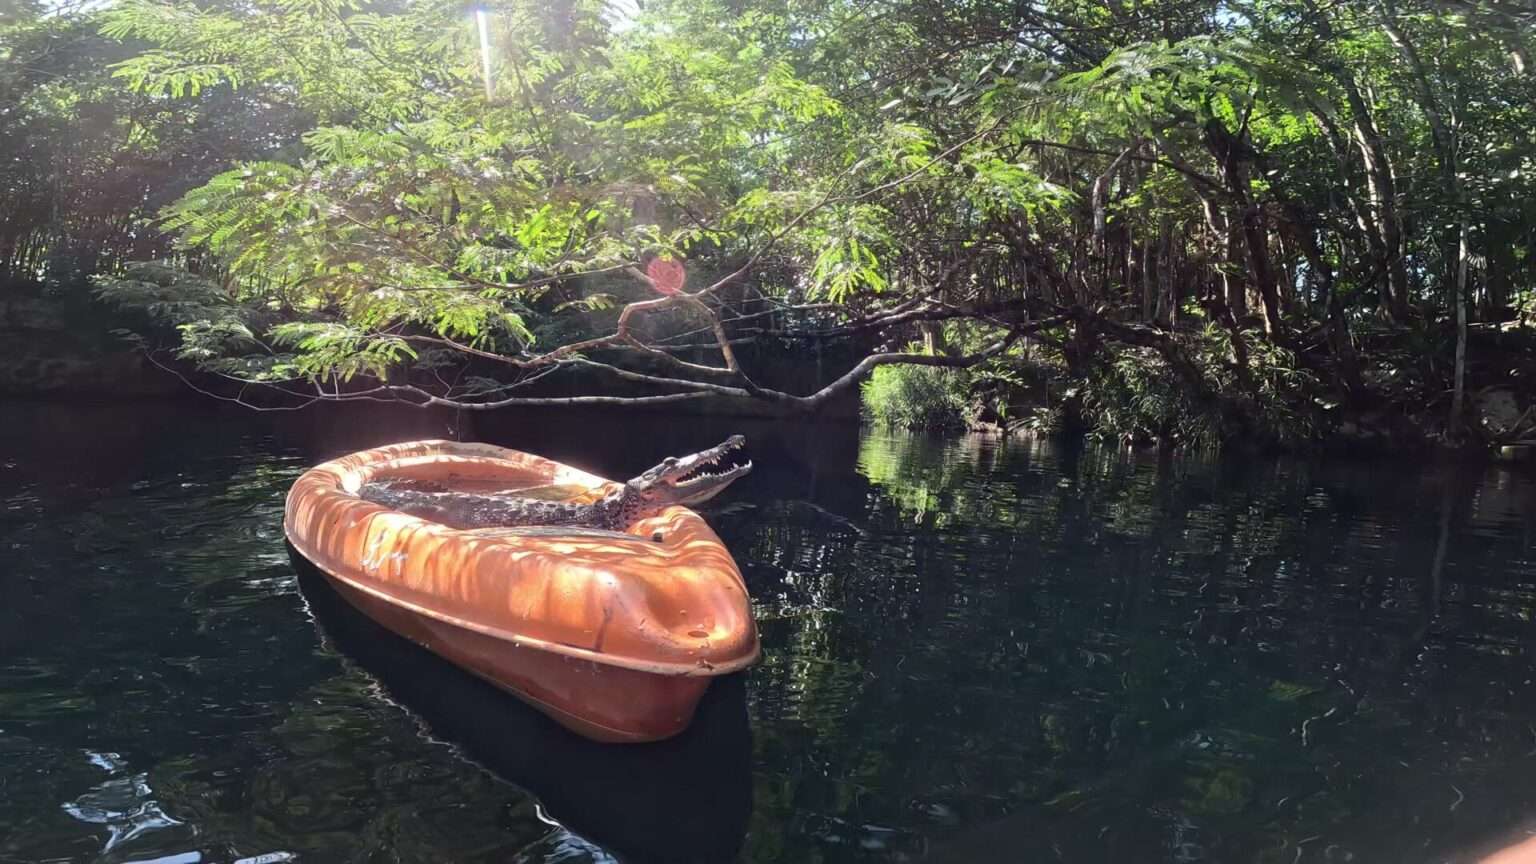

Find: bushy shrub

[861,363,970,430]
[860,320,1320,448]
[1081,325,1318,448]
[1083,346,1213,446]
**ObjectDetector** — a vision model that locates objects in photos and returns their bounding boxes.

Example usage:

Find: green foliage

[87,0,851,385]
[268,322,416,381]
[1,0,306,294]
[12,0,1536,447]
[1082,329,1318,449]
[861,324,1042,431]
[1238,337,1323,447]
[1084,346,1218,447]
[861,363,970,431]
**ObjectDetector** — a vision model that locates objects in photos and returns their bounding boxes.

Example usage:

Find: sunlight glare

[475,9,494,101]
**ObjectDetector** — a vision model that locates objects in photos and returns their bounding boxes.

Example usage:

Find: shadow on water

[288,545,755,864]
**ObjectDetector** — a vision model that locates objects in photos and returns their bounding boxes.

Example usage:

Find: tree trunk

[1302,0,1411,320]
[1141,241,1156,323]
[920,320,948,355]
[1380,0,1463,315]
[1352,104,1412,320]
[1304,228,1366,395]
[1203,118,1284,334]
[1158,218,1176,326]
[1199,196,1236,317]
[1450,214,1469,442]
[1227,227,1248,321]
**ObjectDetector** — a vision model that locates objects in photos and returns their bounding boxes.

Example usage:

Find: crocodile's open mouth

[665,435,752,497]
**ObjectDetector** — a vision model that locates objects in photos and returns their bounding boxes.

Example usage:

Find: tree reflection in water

[728,431,1536,863]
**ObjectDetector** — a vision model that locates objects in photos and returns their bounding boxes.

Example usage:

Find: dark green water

[6,402,1536,863]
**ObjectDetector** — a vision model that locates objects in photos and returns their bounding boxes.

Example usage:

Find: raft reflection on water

[289,546,754,864]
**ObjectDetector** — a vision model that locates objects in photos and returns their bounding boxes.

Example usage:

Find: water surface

[5,402,1536,863]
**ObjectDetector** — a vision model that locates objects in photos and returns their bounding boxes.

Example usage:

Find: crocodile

[357,435,752,532]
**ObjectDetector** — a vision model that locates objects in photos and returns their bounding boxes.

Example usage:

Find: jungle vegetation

[4,0,1535,448]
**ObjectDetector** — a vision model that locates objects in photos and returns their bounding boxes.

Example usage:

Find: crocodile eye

[662,457,679,468]
[651,531,664,542]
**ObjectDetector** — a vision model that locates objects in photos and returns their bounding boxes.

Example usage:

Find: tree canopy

[7,0,1534,446]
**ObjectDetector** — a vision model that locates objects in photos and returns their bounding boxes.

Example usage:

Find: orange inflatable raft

[283,440,760,742]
